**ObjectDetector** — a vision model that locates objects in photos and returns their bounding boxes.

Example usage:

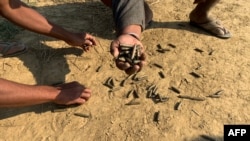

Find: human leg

[144,1,153,28]
[189,0,231,39]
[190,0,218,23]
[112,0,149,34]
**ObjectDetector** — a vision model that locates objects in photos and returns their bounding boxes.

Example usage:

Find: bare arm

[0,0,96,49]
[0,78,91,108]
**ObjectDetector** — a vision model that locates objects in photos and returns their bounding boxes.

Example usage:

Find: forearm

[0,0,74,43]
[0,78,57,107]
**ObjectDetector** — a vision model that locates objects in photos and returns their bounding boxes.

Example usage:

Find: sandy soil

[0,0,249,141]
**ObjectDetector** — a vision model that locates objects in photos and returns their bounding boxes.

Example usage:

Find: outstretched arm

[106,0,151,74]
[0,0,96,50]
[0,78,91,108]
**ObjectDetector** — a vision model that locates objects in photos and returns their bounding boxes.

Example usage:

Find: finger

[74,98,86,105]
[125,65,140,75]
[137,61,145,72]
[140,52,146,60]
[86,38,97,46]
[81,93,91,101]
[84,34,97,46]
[116,60,131,70]
[138,53,147,67]
[81,88,91,98]
[140,45,145,53]
[110,40,120,57]
[88,38,97,46]
[84,40,94,46]
[83,46,90,52]
[83,88,92,93]
[133,52,146,72]
[81,93,91,98]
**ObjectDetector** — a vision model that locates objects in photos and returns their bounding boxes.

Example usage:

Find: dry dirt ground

[0,0,249,141]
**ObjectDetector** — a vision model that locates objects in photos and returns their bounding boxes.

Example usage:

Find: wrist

[119,25,142,40]
[121,32,140,41]
[48,23,75,44]
[37,85,60,103]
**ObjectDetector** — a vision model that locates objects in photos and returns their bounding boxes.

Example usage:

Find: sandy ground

[0,0,249,141]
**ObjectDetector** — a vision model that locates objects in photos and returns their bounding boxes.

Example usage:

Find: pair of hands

[52,32,95,105]
[56,33,145,105]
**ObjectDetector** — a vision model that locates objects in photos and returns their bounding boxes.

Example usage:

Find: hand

[110,34,146,75]
[53,81,91,105]
[66,32,97,52]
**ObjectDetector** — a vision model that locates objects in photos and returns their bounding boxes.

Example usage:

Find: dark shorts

[112,0,152,32]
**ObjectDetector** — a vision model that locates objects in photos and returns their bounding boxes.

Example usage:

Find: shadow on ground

[1,1,212,86]
[0,1,213,118]
[0,103,81,120]
[185,134,223,141]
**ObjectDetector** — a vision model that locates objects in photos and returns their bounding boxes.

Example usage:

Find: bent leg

[112,0,152,34]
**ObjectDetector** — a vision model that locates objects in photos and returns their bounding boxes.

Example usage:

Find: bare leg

[189,0,219,23]
[189,0,231,39]
[144,2,153,27]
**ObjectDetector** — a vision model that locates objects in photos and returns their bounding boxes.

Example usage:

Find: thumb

[84,40,93,46]
[110,41,120,58]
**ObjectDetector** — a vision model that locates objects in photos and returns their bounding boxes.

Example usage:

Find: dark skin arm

[0,78,91,108]
[0,0,96,51]
[0,0,94,107]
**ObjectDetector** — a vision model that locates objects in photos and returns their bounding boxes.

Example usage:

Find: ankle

[189,9,209,23]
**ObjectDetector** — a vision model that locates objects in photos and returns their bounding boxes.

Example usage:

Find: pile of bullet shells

[116,44,142,66]
[147,85,168,103]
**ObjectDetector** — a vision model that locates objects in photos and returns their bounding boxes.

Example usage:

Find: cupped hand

[110,34,146,75]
